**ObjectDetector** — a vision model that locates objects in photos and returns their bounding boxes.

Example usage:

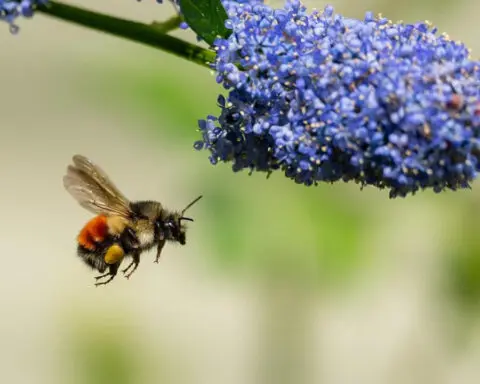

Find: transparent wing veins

[63,155,132,217]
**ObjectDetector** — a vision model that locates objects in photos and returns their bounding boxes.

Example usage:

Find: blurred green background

[1,0,480,383]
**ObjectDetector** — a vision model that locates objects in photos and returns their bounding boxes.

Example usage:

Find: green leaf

[179,0,231,45]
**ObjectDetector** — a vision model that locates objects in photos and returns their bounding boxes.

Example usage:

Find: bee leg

[125,227,140,249]
[154,239,166,263]
[121,260,135,275]
[121,252,139,275]
[123,251,140,279]
[94,264,118,287]
[94,272,110,280]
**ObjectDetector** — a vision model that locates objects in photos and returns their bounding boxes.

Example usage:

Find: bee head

[161,214,188,245]
[156,195,202,245]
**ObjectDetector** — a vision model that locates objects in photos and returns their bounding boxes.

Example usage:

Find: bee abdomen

[77,215,109,250]
[76,215,140,273]
[106,216,129,236]
[77,245,108,273]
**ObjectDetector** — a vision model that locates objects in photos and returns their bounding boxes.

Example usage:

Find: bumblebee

[63,154,202,286]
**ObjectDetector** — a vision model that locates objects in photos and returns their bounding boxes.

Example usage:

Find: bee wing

[63,155,132,218]
[71,154,130,202]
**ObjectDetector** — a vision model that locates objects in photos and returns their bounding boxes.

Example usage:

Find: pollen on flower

[194,0,480,198]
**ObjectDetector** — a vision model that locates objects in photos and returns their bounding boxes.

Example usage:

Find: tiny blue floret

[195,0,480,197]
[0,0,48,32]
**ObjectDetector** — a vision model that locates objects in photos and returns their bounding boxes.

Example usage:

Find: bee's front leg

[122,251,140,279]
[124,227,140,250]
[154,239,166,263]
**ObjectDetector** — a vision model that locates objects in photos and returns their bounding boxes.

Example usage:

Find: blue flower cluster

[195,0,480,197]
[0,0,47,33]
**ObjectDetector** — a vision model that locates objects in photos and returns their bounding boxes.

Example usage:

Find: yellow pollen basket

[104,244,125,265]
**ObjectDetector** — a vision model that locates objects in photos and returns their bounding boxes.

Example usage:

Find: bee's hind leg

[122,251,140,279]
[94,264,118,287]
[94,272,110,280]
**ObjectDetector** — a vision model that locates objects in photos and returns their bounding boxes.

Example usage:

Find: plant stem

[150,15,183,34]
[36,1,215,69]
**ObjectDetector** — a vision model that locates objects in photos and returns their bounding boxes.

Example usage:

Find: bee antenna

[180,217,194,222]
[181,195,203,215]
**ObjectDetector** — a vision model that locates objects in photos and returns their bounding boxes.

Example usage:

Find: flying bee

[63,154,202,286]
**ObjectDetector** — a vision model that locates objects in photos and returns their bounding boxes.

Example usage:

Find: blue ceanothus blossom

[195,0,480,197]
[0,0,48,32]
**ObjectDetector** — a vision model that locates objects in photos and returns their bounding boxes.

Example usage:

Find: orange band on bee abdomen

[77,215,109,250]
